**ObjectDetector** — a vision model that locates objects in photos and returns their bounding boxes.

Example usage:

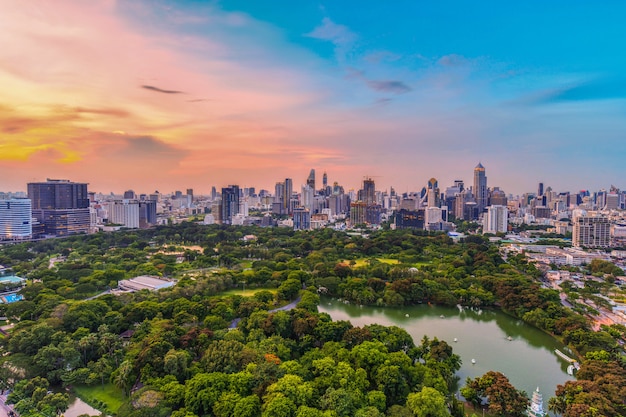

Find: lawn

[73,383,124,414]
[218,287,277,297]
[347,258,401,268]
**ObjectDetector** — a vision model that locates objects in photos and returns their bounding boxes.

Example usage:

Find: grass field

[346,258,401,268]
[218,287,277,297]
[73,384,124,414]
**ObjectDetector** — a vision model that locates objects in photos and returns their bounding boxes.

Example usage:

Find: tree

[406,387,448,417]
[462,371,528,417]
[277,278,301,301]
[262,393,296,417]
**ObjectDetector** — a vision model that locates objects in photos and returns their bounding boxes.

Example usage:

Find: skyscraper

[221,185,240,224]
[483,205,508,234]
[427,178,439,208]
[27,179,90,236]
[360,178,376,205]
[306,169,315,191]
[0,198,32,240]
[473,163,488,213]
[284,178,293,214]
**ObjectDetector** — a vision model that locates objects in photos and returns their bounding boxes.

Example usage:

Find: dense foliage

[0,223,623,416]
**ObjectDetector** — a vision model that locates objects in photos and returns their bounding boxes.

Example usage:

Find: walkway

[0,392,16,417]
[229,296,302,329]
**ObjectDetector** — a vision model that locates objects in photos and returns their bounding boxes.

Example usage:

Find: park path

[229,296,301,329]
[0,392,15,417]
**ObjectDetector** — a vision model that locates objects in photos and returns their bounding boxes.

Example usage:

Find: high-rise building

[0,198,32,240]
[427,178,439,208]
[123,190,136,199]
[349,201,367,225]
[284,178,293,215]
[394,209,425,230]
[323,171,328,188]
[366,204,382,225]
[359,178,376,205]
[149,191,161,202]
[109,200,140,228]
[473,163,488,213]
[306,169,315,191]
[221,185,240,224]
[138,200,157,228]
[538,182,544,197]
[489,187,507,206]
[27,179,90,236]
[301,184,314,210]
[293,207,311,230]
[606,193,620,210]
[572,213,610,248]
[483,205,508,234]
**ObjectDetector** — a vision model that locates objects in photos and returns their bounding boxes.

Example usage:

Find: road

[0,392,15,417]
[229,296,302,329]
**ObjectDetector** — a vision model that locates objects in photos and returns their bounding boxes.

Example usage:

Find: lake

[319,300,573,403]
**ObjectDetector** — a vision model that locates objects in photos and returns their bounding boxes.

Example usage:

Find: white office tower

[572,211,610,248]
[239,199,249,217]
[109,200,140,228]
[0,198,32,239]
[301,184,314,210]
[483,205,508,234]
[605,193,620,210]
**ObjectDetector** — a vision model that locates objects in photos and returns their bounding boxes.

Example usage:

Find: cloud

[437,54,470,67]
[364,51,401,64]
[74,107,131,117]
[306,17,357,47]
[367,80,412,94]
[536,77,626,104]
[345,68,411,94]
[112,135,188,159]
[141,85,185,94]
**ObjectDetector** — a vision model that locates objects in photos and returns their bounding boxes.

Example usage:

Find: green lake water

[318,300,574,403]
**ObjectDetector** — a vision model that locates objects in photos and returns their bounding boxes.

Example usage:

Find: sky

[1,0,626,196]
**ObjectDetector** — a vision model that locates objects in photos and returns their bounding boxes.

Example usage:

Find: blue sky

[2,0,625,194]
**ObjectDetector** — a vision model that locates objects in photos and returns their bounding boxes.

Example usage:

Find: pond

[319,300,573,403]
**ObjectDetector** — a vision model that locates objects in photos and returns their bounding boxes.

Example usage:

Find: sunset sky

[1,1,625,195]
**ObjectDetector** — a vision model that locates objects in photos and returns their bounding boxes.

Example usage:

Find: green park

[0,223,623,417]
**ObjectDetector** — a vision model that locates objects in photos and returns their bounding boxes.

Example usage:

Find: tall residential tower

[473,163,488,213]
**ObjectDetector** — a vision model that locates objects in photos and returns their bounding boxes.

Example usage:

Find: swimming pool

[0,275,24,284]
[3,294,23,303]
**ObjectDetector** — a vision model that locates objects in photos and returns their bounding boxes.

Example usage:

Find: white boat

[567,365,574,375]
[454,338,458,342]
[440,315,445,318]
[507,336,513,341]
[405,313,409,317]
[471,358,476,364]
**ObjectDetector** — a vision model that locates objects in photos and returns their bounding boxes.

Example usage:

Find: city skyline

[2,1,626,194]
